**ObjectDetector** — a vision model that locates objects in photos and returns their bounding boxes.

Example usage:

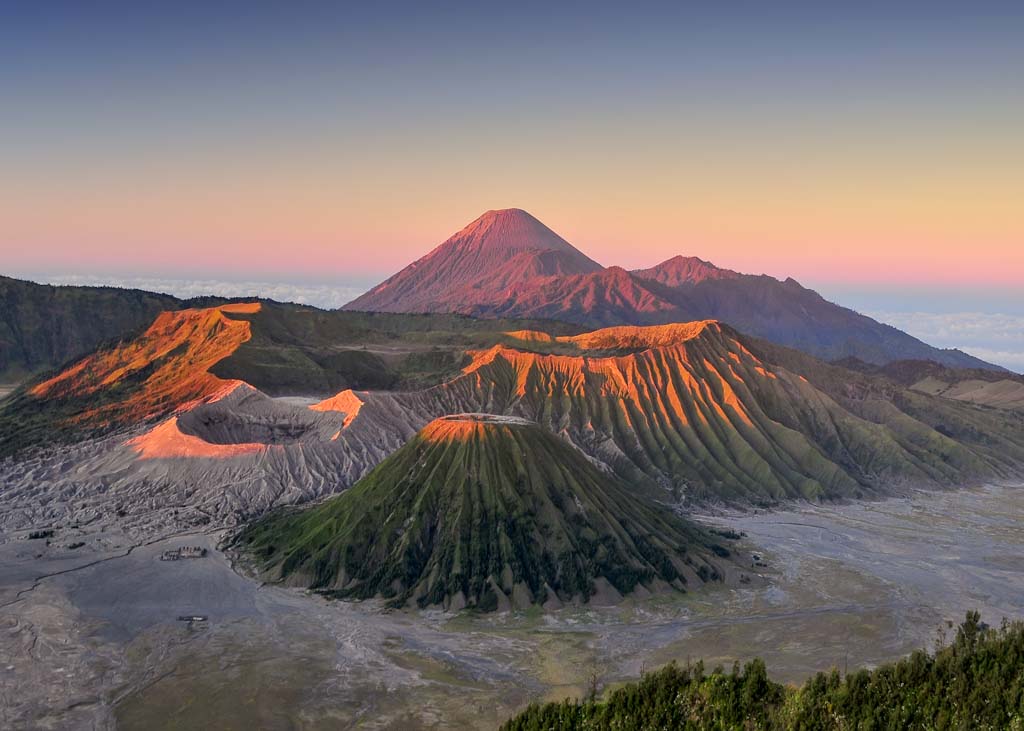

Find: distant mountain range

[345,208,998,370]
[0,211,1003,385]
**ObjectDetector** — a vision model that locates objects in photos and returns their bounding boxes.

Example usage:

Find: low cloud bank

[20,274,367,310]
[867,311,1024,372]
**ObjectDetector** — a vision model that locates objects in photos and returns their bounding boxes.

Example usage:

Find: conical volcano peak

[344,208,601,313]
[448,208,586,256]
[632,255,739,286]
[478,207,531,222]
[420,413,537,442]
[343,210,1003,371]
[238,411,733,611]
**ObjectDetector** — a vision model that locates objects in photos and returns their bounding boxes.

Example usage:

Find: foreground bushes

[504,612,1024,730]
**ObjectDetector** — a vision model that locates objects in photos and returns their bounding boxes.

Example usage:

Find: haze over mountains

[345,209,998,370]
[0,208,1007,388]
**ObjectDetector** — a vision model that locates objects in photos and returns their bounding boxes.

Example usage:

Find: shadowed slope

[837,358,1024,410]
[0,275,186,382]
[464,266,682,326]
[645,273,997,369]
[237,414,731,612]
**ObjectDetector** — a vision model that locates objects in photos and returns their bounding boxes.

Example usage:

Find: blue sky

[2,1,1021,368]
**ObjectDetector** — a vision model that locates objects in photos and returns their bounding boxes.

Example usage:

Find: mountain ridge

[343,209,1000,371]
[631,255,740,286]
[0,275,185,382]
[2,303,1021,544]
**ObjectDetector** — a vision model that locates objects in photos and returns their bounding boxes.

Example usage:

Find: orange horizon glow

[4,5,1023,292]
[3,149,1021,288]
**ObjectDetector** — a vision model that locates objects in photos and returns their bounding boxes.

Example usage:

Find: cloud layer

[23,274,367,310]
[867,311,1024,372]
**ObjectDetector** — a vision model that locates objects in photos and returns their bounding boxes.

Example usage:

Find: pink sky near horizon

[3,5,1022,291]
[4,4,1021,370]
[3,201,1020,288]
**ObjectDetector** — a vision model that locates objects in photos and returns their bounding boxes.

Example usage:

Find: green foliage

[0,275,184,382]
[236,418,726,610]
[210,304,582,395]
[503,612,1024,730]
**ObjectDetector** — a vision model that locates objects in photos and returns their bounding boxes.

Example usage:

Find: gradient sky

[1,3,1022,304]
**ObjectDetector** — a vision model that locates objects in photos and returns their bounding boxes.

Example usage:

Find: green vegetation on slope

[504,612,1024,730]
[236,415,730,611]
[0,304,252,457]
[433,322,1023,505]
[0,275,184,381]
[748,336,1024,480]
[0,359,164,456]
[835,357,1024,411]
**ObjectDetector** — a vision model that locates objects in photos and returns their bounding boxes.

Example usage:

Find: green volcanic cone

[237,413,733,611]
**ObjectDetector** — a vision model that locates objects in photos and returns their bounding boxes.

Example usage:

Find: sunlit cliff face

[561,321,721,350]
[310,389,365,430]
[502,321,720,351]
[125,415,266,459]
[417,414,536,444]
[465,320,762,429]
[30,302,260,425]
